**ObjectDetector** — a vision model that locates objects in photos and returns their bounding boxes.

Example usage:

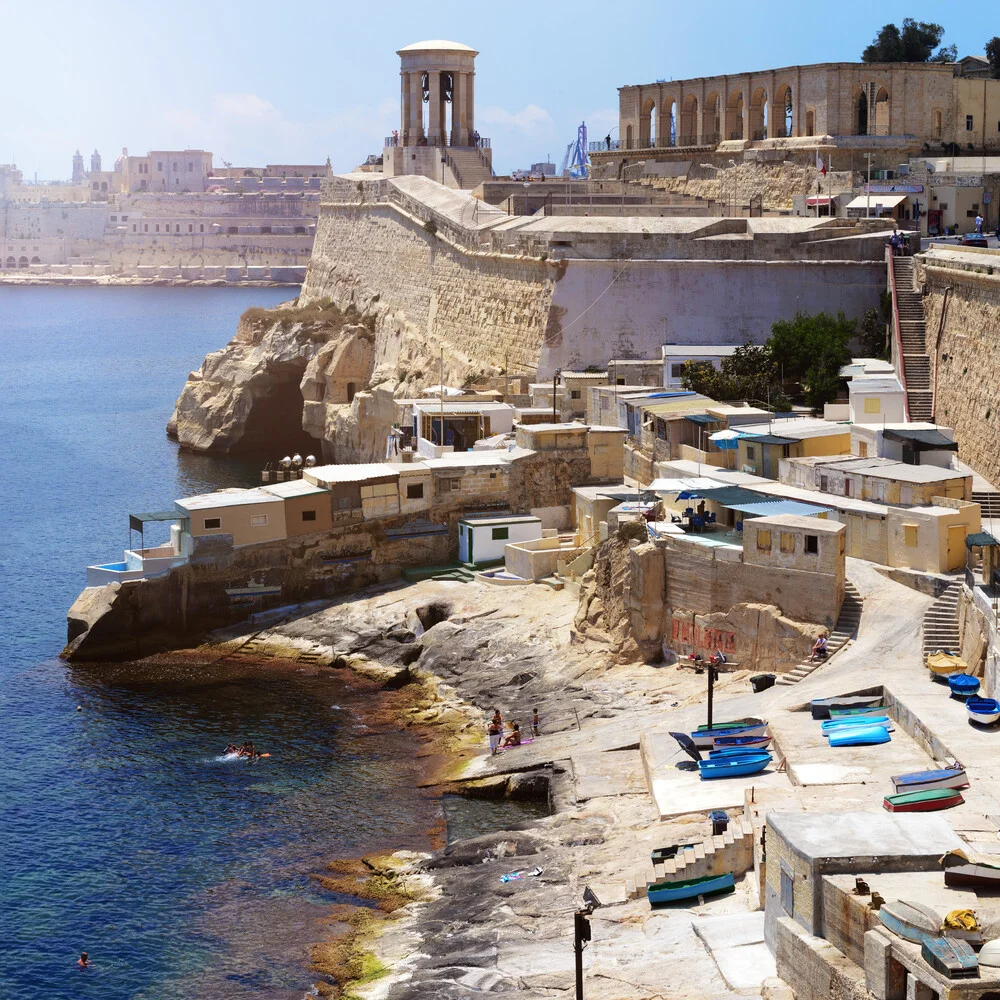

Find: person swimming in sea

[77,952,89,969]
[223,743,239,755]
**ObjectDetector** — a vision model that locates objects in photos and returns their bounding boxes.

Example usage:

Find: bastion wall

[915,248,1000,487]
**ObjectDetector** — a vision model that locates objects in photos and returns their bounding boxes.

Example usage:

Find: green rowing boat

[883,788,964,812]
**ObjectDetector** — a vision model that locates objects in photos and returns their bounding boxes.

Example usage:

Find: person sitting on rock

[810,634,829,661]
[502,723,522,748]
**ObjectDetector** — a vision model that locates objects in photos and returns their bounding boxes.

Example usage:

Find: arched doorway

[774,84,793,137]
[704,92,721,143]
[933,109,943,139]
[749,88,768,140]
[856,89,869,136]
[681,95,698,146]
[640,98,656,148]
[625,123,633,150]
[30,256,41,265]
[18,256,28,268]
[727,90,744,140]
[4,256,14,269]
[805,108,815,136]
[874,87,890,136]
[659,98,676,147]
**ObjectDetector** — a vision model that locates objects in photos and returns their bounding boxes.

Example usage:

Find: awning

[724,499,833,518]
[845,194,908,210]
[806,196,832,206]
[684,413,719,426]
[129,511,188,532]
[883,428,958,451]
[966,532,1000,549]
[695,486,772,505]
[743,434,797,446]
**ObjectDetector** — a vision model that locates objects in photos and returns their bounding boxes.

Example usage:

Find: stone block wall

[917,253,1000,487]
[508,448,592,513]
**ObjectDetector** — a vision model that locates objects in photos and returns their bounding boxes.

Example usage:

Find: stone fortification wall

[915,249,1000,486]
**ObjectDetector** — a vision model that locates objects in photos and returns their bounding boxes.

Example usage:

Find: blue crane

[560,122,591,179]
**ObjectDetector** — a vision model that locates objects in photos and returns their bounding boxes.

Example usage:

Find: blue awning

[684,413,719,425]
[725,499,833,517]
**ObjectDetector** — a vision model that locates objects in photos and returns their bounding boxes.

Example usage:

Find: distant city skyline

[3,0,996,180]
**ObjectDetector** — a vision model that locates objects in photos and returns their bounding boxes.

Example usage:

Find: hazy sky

[4,0,995,180]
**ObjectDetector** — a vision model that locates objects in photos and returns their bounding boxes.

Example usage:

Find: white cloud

[585,107,619,132]
[478,103,554,132]
[211,93,280,120]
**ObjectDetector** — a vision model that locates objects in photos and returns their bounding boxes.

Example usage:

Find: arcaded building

[613,60,1000,153]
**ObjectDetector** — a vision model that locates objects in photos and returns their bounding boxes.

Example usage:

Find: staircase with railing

[888,254,933,421]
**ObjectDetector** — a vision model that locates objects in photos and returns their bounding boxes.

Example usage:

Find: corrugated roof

[684,413,719,425]
[967,532,1000,548]
[305,464,399,484]
[260,479,329,498]
[744,434,798,446]
[459,515,540,527]
[883,428,958,450]
[696,486,772,505]
[176,489,283,510]
[727,499,832,517]
[412,401,512,414]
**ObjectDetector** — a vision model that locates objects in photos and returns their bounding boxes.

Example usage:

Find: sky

[3,0,996,181]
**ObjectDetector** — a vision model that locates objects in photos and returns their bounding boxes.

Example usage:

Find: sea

[0,286,543,1000]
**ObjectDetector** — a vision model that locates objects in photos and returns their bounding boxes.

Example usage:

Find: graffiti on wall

[671,618,737,654]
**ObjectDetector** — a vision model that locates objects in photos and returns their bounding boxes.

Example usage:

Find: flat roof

[411,401,513,414]
[305,463,399,484]
[459,515,540,527]
[736,418,851,441]
[849,377,904,393]
[260,479,329,498]
[518,422,588,433]
[662,345,739,357]
[176,488,283,510]
[561,371,609,379]
[749,511,842,530]
[421,453,513,469]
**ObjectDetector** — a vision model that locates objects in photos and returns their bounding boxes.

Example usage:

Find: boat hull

[883,789,964,812]
[698,755,771,780]
[647,872,735,904]
[820,716,891,732]
[921,936,979,979]
[890,767,969,794]
[712,735,772,750]
[829,706,888,719]
[943,864,1000,890]
[947,673,980,699]
[966,698,1000,725]
[810,695,882,720]
[827,725,891,747]
[690,723,768,748]
[878,901,939,943]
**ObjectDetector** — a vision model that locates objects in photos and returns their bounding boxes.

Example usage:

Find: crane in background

[560,122,591,179]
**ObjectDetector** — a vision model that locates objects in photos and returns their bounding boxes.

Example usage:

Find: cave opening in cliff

[239,373,322,458]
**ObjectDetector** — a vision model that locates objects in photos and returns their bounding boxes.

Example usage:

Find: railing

[728,130,744,141]
[589,139,623,152]
[752,129,767,141]
[384,134,491,149]
[886,249,911,421]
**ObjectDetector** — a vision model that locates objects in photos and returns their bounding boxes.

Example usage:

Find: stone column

[467,72,475,141]
[408,71,424,142]
[400,72,410,141]
[454,72,468,145]
[428,70,442,144]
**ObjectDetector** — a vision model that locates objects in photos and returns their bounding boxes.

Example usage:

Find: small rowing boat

[920,936,978,979]
[711,734,772,750]
[650,843,696,864]
[810,695,882,720]
[827,724,891,747]
[828,705,887,719]
[947,673,980,699]
[689,723,768,749]
[890,765,968,794]
[878,900,939,943]
[883,788,964,812]
[966,697,1000,725]
[694,717,762,731]
[697,753,771,780]
[647,872,735,905]
[820,716,891,732]
[927,650,968,676]
[942,852,1000,890]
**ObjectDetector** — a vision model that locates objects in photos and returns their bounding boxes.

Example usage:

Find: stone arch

[726,90,744,140]
[774,83,793,138]
[805,108,815,136]
[749,87,768,140]
[625,123,634,150]
[932,108,943,139]
[30,256,40,265]
[874,86,890,136]
[680,94,698,146]
[704,91,721,142]
[101,181,107,192]
[4,256,14,269]
[18,256,28,268]
[658,97,676,147]
[640,97,656,148]
[855,88,868,136]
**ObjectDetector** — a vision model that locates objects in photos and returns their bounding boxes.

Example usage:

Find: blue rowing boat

[712,734,772,750]
[647,872,735,905]
[698,753,771,779]
[891,765,968,793]
[708,747,772,758]
[827,724,891,747]
[820,716,891,732]
[947,673,980,699]
[690,722,768,749]
[966,697,1000,725]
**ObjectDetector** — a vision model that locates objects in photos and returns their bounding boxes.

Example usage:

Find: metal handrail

[886,249,911,421]
[384,134,491,149]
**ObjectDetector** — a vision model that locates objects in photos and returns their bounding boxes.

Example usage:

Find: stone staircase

[972,491,1000,520]
[631,815,756,898]
[776,580,863,685]
[445,147,494,190]
[891,257,934,421]
[922,581,962,664]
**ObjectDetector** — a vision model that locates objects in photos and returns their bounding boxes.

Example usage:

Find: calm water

[0,287,443,1000]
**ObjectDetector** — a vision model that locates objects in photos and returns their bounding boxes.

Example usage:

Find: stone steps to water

[890,257,934,420]
[776,581,862,685]
[921,582,962,664]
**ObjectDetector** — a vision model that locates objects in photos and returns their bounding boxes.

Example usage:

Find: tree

[862,19,952,63]
[679,342,790,409]
[767,312,855,410]
[987,37,1000,79]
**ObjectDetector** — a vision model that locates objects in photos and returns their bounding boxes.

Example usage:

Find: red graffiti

[671,619,737,654]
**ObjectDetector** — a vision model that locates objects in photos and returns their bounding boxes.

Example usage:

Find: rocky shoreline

[195,575,760,999]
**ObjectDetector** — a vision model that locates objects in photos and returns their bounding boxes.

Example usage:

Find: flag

[816,152,827,176]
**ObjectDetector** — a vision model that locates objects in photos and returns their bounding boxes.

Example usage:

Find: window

[845,480,853,497]
[820,475,828,492]
[204,517,221,529]
[155,224,160,233]
[904,524,918,547]
[250,514,268,527]
[491,526,509,540]
[616,377,625,386]
[864,397,881,414]
[172,162,178,171]
[656,419,666,440]
[188,162,193,172]
[780,532,795,553]
[406,483,424,500]
[746,445,756,459]
[110,215,117,222]
[757,529,772,551]
[804,534,818,554]
[132,225,136,232]
[858,441,868,458]
[867,519,880,541]
[122,216,128,221]
[570,390,581,400]
[157,162,163,171]
[144,224,148,232]
[671,364,685,378]
[188,224,193,233]
[966,115,974,131]
[301,510,317,522]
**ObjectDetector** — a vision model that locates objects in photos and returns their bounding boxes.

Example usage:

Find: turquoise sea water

[0,287,443,1000]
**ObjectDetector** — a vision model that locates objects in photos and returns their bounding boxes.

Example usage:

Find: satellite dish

[305,455,317,467]
[280,456,292,468]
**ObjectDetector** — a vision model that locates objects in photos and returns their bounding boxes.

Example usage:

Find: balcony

[385,134,491,149]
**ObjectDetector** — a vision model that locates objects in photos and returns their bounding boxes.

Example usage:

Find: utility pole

[574,907,592,1000]
[866,151,872,220]
[439,348,445,453]
[706,659,718,728]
